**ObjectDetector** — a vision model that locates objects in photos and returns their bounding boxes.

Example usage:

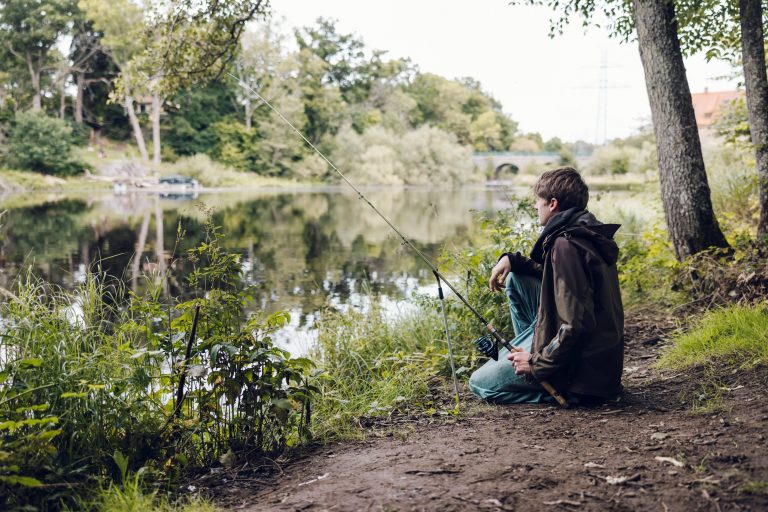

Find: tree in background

[235,23,294,130]
[0,7,520,184]
[736,0,768,238]
[513,0,729,260]
[406,73,516,151]
[79,0,149,160]
[633,0,728,258]
[0,0,77,111]
[67,13,104,125]
[672,0,768,239]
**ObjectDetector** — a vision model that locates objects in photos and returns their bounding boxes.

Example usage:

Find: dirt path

[202,317,768,511]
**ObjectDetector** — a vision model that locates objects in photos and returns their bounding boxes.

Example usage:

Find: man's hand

[507,350,532,375]
[489,256,511,292]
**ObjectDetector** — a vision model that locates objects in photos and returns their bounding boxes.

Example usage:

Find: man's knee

[469,366,495,399]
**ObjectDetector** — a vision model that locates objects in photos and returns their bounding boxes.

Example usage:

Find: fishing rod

[229,74,567,408]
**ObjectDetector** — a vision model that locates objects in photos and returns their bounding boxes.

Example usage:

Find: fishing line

[228,73,567,408]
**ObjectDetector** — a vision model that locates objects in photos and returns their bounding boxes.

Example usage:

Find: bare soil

[195,314,768,511]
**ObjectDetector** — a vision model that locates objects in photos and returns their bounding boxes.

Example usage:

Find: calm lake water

[0,186,529,353]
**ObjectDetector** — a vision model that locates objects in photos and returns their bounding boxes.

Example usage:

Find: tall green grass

[312,298,480,440]
[81,476,219,512]
[658,303,768,369]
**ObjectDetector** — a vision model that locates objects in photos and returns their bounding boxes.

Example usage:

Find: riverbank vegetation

[0,167,766,510]
[0,218,316,510]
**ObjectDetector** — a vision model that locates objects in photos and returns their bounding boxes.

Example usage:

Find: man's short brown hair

[534,167,589,211]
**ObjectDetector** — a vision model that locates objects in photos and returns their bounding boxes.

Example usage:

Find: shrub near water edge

[0,218,315,510]
[5,112,87,176]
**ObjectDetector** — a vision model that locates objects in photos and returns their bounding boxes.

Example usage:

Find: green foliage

[706,143,759,234]
[119,0,270,97]
[585,130,657,176]
[312,301,463,440]
[5,112,87,175]
[658,303,768,369]
[438,201,540,341]
[210,119,262,172]
[509,0,635,42]
[617,224,685,310]
[714,97,751,149]
[0,216,315,509]
[0,0,78,101]
[86,473,220,512]
[406,73,516,150]
[168,154,292,188]
[0,401,61,505]
[331,124,478,185]
[164,85,240,157]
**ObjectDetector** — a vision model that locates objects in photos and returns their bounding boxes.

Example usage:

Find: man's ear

[549,197,560,212]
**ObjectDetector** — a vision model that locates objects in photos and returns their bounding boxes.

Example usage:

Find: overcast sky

[271,0,740,143]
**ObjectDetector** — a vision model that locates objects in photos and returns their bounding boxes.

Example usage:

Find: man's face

[535,196,559,226]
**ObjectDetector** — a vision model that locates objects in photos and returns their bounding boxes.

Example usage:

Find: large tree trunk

[125,93,149,161]
[75,72,85,124]
[27,53,42,112]
[739,0,768,240]
[151,94,162,165]
[632,0,729,260]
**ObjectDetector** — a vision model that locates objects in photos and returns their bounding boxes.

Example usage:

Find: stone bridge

[472,152,592,178]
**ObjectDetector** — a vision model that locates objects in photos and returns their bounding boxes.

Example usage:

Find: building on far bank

[690,88,744,147]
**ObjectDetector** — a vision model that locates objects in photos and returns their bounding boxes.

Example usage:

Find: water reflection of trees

[0,189,512,320]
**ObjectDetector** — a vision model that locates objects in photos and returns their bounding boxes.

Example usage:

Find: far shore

[0,160,654,204]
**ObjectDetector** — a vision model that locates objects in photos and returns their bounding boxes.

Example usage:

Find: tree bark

[151,93,162,165]
[75,72,85,124]
[125,96,149,161]
[632,0,729,260]
[245,100,252,129]
[739,0,768,239]
[59,79,66,119]
[27,53,42,112]
[124,81,149,161]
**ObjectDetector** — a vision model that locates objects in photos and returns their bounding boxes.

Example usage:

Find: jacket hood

[559,211,621,265]
[531,209,620,265]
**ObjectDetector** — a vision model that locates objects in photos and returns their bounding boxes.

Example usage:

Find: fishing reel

[474,334,499,361]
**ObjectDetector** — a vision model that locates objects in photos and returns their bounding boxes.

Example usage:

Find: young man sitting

[469,167,624,405]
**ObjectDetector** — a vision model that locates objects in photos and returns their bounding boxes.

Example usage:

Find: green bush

[6,112,87,176]
[585,136,656,176]
[331,124,479,185]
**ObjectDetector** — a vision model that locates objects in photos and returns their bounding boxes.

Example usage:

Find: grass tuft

[83,479,219,512]
[311,298,475,440]
[740,481,768,496]
[658,303,768,370]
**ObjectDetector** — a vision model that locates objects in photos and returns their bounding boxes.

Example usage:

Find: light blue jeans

[468,272,551,404]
